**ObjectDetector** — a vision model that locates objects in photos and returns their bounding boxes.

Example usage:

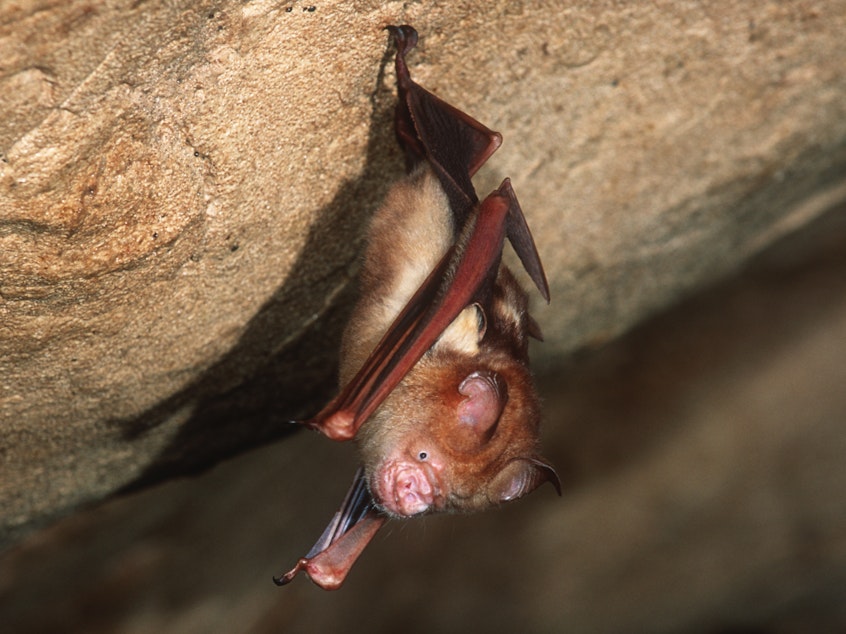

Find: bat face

[358,356,547,517]
[275,25,558,590]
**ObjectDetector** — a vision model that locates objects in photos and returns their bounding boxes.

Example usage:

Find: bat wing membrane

[274,468,386,590]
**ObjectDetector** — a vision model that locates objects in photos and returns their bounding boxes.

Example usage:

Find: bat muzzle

[372,460,439,517]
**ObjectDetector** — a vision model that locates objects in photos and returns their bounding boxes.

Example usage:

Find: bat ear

[452,370,506,451]
[487,457,562,503]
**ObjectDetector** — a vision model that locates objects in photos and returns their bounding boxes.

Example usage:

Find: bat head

[357,348,560,518]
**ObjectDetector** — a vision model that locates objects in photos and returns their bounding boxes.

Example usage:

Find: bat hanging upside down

[275,24,559,590]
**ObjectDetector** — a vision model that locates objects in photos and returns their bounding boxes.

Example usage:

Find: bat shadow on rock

[111,42,402,493]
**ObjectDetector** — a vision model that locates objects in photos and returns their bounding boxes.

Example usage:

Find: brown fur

[340,166,452,384]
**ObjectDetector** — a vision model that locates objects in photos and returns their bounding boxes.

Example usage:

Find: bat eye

[417,451,428,461]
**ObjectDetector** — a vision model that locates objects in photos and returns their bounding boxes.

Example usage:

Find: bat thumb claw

[273,559,308,586]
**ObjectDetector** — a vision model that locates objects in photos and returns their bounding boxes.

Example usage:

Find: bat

[275,24,559,590]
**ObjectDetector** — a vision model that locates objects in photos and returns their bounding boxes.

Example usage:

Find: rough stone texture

[2,0,846,551]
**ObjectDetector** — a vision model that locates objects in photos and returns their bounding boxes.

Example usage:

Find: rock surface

[2,0,846,549]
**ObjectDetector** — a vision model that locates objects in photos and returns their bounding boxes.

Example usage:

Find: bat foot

[385,24,418,53]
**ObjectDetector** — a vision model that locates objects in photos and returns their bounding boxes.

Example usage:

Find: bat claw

[273,558,308,586]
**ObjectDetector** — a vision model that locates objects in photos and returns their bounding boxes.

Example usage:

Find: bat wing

[274,467,386,590]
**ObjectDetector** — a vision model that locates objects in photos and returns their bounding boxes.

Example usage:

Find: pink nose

[394,470,432,516]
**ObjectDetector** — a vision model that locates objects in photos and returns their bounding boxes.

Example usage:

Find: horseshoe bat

[275,25,559,590]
